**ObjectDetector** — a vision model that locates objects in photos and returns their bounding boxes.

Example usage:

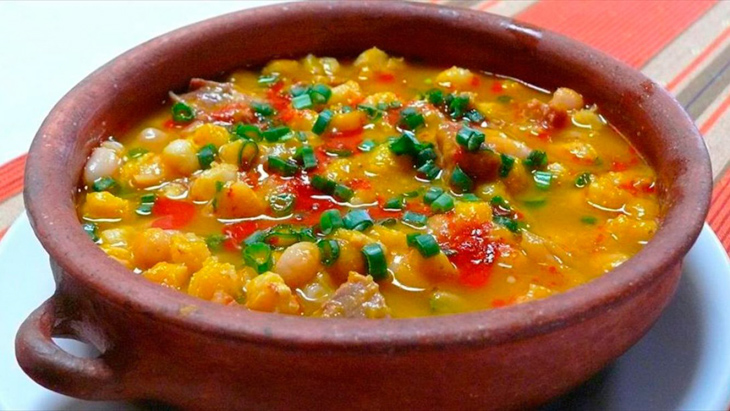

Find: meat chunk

[171,79,255,124]
[319,273,390,319]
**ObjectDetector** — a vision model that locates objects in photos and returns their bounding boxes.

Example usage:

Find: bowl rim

[23,0,712,352]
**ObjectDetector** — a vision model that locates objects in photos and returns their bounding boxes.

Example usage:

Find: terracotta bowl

[16,1,711,409]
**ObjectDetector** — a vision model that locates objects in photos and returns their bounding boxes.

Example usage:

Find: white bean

[136,127,171,151]
[274,242,321,288]
[83,147,121,186]
[162,139,199,175]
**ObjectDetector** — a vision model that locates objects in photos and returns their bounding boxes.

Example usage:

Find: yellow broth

[76,48,659,318]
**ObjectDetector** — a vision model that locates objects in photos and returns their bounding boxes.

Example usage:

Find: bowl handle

[15,296,122,400]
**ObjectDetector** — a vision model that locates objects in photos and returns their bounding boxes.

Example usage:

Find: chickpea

[549,87,584,112]
[83,147,122,186]
[136,127,171,151]
[435,66,476,89]
[273,242,322,288]
[162,139,199,176]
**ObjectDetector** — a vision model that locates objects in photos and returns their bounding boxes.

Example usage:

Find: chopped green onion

[384,197,403,210]
[309,84,332,104]
[171,101,195,123]
[333,184,354,202]
[298,227,317,242]
[205,234,227,251]
[416,160,441,180]
[448,95,470,118]
[461,193,480,202]
[412,234,441,258]
[294,146,318,170]
[290,85,309,97]
[402,211,428,228]
[242,243,273,273]
[357,104,381,119]
[494,215,522,233]
[265,230,300,248]
[262,126,291,142]
[361,243,387,280]
[269,193,296,216]
[318,239,340,266]
[238,140,259,170]
[291,94,313,110]
[252,102,275,117]
[415,147,437,167]
[426,89,444,105]
[258,73,279,86]
[127,147,148,159]
[465,109,485,123]
[197,144,217,169]
[82,223,99,242]
[497,95,513,104]
[450,165,474,193]
[92,177,117,193]
[490,196,511,211]
[267,157,299,177]
[312,109,333,135]
[423,187,445,205]
[523,197,547,208]
[140,193,156,203]
[343,209,373,231]
[136,202,154,216]
[534,171,553,190]
[456,126,485,152]
[524,150,548,169]
[581,216,598,225]
[311,175,337,194]
[234,124,263,141]
[399,107,425,130]
[324,147,353,157]
[575,172,592,188]
[499,153,515,178]
[389,132,419,156]
[406,232,420,247]
[403,189,422,198]
[358,139,377,152]
[244,230,268,246]
[377,217,398,226]
[320,209,344,235]
[431,193,455,213]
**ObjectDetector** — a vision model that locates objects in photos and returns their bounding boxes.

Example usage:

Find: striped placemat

[2,0,729,254]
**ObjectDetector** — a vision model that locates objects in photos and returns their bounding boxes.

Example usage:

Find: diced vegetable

[361,243,387,280]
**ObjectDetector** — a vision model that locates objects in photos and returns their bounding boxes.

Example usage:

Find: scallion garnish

[128,147,148,159]
[197,144,217,169]
[92,177,117,193]
[291,94,313,110]
[361,243,387,280]
[234,124,263,141]
[402,211,428,228]
[461,193,480,202]
[399,107,425,130]
[426,89,444,105]
[267,156,299,177]
[499,153,515,178]
[581,216,598,225]
[242,243,273,273]
[524,150,548,169]
[343,209,374,231]
[416,160,441,180]
[448,95,470,118]
[310,176,353,201]
[389,132,420,156]
[358,139,377,152]
[294,146,318,170]
[309,84,332,104]
[423,187,445,205]
[205,234,227,251]
[244,230,268,246]
[312,109,333,135]
[320,209,344,235]
[497,95,513,104]
[136,193,156,215]
[494,215,523,233]
[269,193,296,216]
[171,101,195,123]
[238,140,259,170]
[575,172,592,188]
[318,239,340,266]
[412,234,441,258]
[431,193,455,213]
[82,223,99,242]
[262,126,291,142]
[333,184,354,202]
[265,228,300,248]
[384,197,403,210]
[465,109,485,123]
[456,126,485,152]
[252,101,275,117]
[450,165,474,193]
[534,170,553,190]
[258,73,279,86]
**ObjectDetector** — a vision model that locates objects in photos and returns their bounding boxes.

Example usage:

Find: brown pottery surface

[15,1,711,410]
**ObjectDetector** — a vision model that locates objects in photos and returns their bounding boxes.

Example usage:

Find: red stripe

[516,0,717,68]
[666,25,730,92]
[0,227,7,243]
[476,0,500,11]
[0,154,27,204]
[708,172,730,252]
[699,91,730,135]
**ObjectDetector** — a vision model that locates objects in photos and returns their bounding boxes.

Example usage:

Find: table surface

[1,0,729,248]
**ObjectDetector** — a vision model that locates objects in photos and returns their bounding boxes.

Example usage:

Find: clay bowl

[16,1,711,410]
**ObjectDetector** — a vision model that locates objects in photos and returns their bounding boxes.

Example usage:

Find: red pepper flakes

[376,72,395,83]
[491,81,504,93]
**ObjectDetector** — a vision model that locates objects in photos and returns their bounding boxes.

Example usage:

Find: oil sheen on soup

[76,48,659,318]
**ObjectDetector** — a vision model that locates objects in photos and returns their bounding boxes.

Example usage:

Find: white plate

[1,213,729,410]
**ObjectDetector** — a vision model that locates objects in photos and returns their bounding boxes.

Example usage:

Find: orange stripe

[516,0,716,68]
[475,0,500,11]
[666,25,730,92]
[0,154,27,204]
[699,91,730,135]
[0,227,7,243]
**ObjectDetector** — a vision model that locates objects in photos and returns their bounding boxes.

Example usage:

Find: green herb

[269,193,296,216]
[389,132,420,156]
[581,216,598,225]
[171,101,195,123]
[258,73,279,86]
[197,144,217,169]
[490,195,511,211]
[291,94,313,110]
[309,84,332,104]
[575,172,592,188]
[312,109,333,135]
[267,156,299,176]
[82,223,99,242]
[461,193,480,202]
[333,184,354,202]
[238,140,259,170]
[412,234,441,258]
[136,193,156,215]
[415,147,437,167]
[320,209,344,235]
[294,146,318,170]
[310,176,353,202]
[324,147,353,158]
[456,126,485,152]
[343,209,374,231]
[448,94,470,118]
[431,193,455,213]
[358,139,377,152]
[318,239,340,266]
[426,89,444,105]
[450,165,474,193]
[402,211,428,228]
[92,177,117,193]
[265,228,300,248]
[384,197,403,210]
[262,126,291,142]
[534,171,553,190]
[399,107,425,130]
[234,124,263,141]
[205,234,227,251]
[524,150,548,169]
[497,95,513,104]
[423,187,445,205]
[244,230,268,246]
[252,101,275,117]
[494,215,523,233]
[499,153,515,178]
[361,243,387,280]
[242,243,273,273]
[127,147,148,159]
[416,160,441,180]
[406,232,420,247]
[465,109,485,123]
